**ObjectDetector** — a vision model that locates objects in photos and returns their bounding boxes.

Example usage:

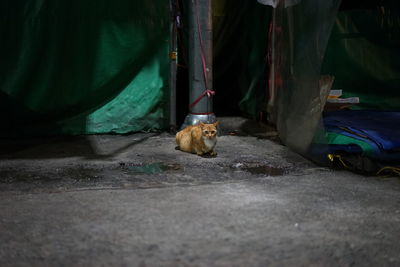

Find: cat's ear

[199,122,205,127]
[213,121,220,127]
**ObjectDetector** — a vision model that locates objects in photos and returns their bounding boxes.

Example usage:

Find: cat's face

[200,121,219,139]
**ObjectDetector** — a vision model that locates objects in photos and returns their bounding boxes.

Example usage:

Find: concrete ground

[0,117,400,267]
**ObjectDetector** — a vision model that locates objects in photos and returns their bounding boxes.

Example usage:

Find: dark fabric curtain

[268,0,342,153]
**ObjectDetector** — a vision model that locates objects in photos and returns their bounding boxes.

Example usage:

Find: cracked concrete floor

[1,118,400,266]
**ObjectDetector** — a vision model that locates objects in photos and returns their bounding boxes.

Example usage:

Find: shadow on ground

[0,133,159,160]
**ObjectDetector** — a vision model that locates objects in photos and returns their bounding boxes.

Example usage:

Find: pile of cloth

[312,110,400,175]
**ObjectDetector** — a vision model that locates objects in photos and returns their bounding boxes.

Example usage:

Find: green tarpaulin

[0,1,170,137]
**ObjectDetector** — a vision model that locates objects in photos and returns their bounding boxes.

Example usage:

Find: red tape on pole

[188,89,215,109]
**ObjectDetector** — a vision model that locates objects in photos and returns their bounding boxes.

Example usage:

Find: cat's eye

[205,131,209,134]
[211,131,216,134]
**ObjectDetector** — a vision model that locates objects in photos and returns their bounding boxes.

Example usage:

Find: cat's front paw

[210,151,217,157]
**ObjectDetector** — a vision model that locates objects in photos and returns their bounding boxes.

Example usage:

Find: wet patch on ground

[0,167,104,184]
[120,162,182,174]
[0,169,59,183]
[242,165,286,176]
[230,162,290,176]
[0,159,296,194]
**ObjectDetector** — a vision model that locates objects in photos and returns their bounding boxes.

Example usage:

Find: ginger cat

[176,121,219,156]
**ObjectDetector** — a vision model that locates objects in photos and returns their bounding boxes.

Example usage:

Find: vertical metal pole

[169,0,178,131]
[267,7,276,123]
[182,0,216,128]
